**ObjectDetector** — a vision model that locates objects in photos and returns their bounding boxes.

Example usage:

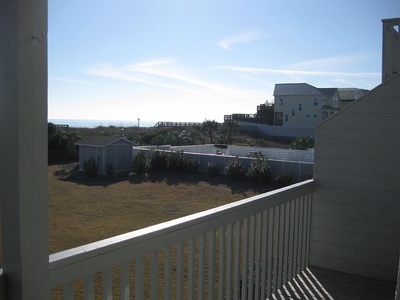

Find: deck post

[0,0,49,299]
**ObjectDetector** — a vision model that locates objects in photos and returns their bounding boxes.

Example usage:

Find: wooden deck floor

[269,266,396,300]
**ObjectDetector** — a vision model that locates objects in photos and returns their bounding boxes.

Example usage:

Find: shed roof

[75,135,136,147]
[273,83,338,96]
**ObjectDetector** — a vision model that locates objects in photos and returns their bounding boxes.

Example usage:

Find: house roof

[318,88,338,96]
[75,135,136,147]
[273,83,338,97]
[274,83,323,96]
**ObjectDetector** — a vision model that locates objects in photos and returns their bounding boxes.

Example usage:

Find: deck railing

[49,179,315,299]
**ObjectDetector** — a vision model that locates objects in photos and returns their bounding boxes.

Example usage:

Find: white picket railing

[49,179,315,299]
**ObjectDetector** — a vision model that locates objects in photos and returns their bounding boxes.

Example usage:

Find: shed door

[106,148,116,169]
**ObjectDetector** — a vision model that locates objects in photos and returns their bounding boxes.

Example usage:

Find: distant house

[75,136,137,174]
[338,88,369,108]
[273,83,341,127]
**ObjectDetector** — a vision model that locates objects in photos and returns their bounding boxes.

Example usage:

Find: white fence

[133,145,314,183]
[49,180,315,299]
[169,145,314,163]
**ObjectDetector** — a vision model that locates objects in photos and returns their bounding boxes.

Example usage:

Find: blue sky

[48,0,399,123]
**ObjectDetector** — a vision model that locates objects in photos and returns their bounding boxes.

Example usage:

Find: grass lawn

[49,163,277,254]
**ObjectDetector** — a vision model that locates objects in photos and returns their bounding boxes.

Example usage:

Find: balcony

[49,180,314,299]
[48,180,397,299]
[1,4,399,299]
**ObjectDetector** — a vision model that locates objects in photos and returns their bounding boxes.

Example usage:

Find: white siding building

[273,83,340,127]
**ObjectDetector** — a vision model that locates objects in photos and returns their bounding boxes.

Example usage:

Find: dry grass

[48,163,279,298]
[49,163,276,254]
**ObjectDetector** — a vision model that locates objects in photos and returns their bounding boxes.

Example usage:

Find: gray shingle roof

[75,135,135,147]
[274,83,338,96]
[274,83,323,96]
[318,88,337,96]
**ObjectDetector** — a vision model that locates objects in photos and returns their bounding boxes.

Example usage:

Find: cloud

[217,31,266,50]
[86,59,265,97]
[85,62,194,93]
[125,59,216,89]
[287,54,372,71]
[80,59,268,122]
[213,65,380,78]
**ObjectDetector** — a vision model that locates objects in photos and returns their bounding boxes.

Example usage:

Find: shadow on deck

[270,266,396,300]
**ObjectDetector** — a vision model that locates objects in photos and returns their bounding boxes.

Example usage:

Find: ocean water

[48,119,157,128]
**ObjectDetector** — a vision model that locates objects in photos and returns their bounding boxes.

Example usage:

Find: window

[292,108,295,116]
[306,114,310,117]
[313,114,318,118]
[313,98,318,106]
[299,103,302,111]
[279,98,283,106]
[284,114,288,121]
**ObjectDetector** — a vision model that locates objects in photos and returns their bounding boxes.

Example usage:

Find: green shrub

[206,161,221,176]
[247,156,271,183]
[83,157,99,178]
[106,163,115,178]
[225,157,246,180]
[148,150,168,172]
[132,150,148,175]
[168,151,198,172]
[290,136,314,150]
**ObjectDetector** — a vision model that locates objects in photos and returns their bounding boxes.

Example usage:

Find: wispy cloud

[124,59,217,90]
[81,59,267,122]
[86,62,194,93]
[86,59,259,96]
[213,65,379,78]
[213,53,380,83]
[217,31,266,50]
[287,53,372,71]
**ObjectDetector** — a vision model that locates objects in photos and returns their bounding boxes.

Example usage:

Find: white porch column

[0,0,49,299]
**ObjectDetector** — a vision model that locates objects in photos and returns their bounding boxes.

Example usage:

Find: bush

[225,157,246,180]
[148,150,168,172]
[132,150,148,175]
[83,157,99,178]
[247,156,271,183]
[106,163,115,178]
[290,136,314,150]
[206,161,221,176]
[168,151,198,172]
